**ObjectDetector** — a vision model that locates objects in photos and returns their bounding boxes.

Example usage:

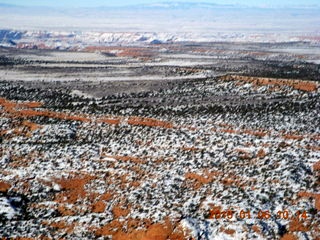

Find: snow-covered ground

[0,72,319,239]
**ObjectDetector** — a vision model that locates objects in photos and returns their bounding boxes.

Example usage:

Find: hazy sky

[0,0,319,8]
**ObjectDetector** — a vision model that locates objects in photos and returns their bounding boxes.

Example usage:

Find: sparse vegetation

[0,44,319,239]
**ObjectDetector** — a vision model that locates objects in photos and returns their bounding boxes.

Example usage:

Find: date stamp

[208,208,309,220]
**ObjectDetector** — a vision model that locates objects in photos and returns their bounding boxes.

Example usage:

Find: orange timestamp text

[208,209,309,220]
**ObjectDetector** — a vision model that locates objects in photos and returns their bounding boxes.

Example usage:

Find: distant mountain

[129,2,240,9]
[0,3,18,7]
[0,30,23,41]
[0,1,319,33]
[0,2,237,9]
[129,1,320,10]
[0,29,23,47]
[0,1,318,11]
